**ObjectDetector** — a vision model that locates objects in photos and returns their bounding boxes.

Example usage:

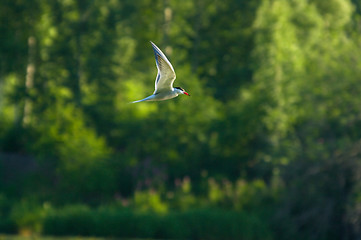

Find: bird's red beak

[184,91,190,96]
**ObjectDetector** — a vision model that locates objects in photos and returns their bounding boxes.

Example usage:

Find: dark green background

[1,0,361,239]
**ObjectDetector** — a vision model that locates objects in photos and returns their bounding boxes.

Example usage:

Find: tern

[131,41,190,103]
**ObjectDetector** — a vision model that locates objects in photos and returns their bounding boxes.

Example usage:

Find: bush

[9,199,53,234]
[43,205,94,236]
[43,205,273,240]
[182,209,273,240]
[0,195,16,233]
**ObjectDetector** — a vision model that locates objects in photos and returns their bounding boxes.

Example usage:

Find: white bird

[131,41,190,103]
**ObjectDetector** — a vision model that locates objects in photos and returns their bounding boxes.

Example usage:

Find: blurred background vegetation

[1,0,361,239]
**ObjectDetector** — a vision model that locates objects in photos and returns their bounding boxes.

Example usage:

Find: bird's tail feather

[130,95,155,103]
[131,99,147,103]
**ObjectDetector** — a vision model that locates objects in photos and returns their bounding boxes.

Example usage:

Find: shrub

[0,195,16,234]
[43,205,273,240]
[9,199,52,234]
[181,209,272,240]
[43,205,94,236]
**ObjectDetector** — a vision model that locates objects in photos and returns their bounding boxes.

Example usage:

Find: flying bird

[131,41,190,103]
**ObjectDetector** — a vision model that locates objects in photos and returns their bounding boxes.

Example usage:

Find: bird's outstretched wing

[150,41,176,94]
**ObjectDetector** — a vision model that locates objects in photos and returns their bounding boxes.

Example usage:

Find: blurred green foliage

[1,0,361,239]
[42,206,271,240]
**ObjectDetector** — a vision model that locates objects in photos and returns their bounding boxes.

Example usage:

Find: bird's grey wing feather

[150,41,176,94]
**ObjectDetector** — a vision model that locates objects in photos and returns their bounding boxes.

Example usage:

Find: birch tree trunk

[23,36,36,126]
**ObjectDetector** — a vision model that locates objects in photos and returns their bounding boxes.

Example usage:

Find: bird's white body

[131,42,189,103]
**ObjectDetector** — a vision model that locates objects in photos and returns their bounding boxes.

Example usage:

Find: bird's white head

[174,87,190,96]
